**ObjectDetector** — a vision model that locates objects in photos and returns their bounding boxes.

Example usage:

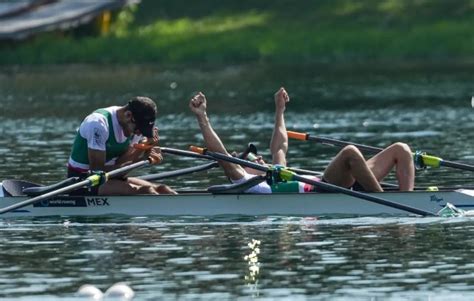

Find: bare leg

[98,177,177,195]
[323,145,383,192]
[155,184,178,195]
[366,142,414,191]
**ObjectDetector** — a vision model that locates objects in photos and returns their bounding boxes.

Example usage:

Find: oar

[288,130,474,172]
[188,146,436,217]
[139,162,218,181]
[0,159,151,215]
[161,147,215,160]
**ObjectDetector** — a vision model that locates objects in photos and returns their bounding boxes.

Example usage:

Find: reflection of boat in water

[0,0,137,40]
[2,179,474,217]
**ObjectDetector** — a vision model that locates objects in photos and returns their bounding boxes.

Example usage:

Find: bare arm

[189,92,246,181]
[90,127,163,172]
[89,147,155,172]
[270,87,290,166]
[115,127,163,166]
[88,149,108,171]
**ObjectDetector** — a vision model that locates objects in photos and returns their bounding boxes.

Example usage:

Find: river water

[0,63,473,300]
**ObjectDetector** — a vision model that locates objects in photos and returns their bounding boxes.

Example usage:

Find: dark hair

[127,96,157,138]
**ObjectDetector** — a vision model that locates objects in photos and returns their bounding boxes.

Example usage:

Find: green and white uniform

[231,172,320,194]
[68,106,139,172]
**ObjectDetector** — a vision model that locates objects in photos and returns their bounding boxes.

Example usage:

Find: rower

[67,97,177,196]
[189,87,415,193]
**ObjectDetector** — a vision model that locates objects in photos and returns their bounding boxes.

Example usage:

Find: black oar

[139,162,218,181]
[161,147,215,160]
[288,130,474,172]
[143,144,267,182]
[0,159,151,215]
[141,143,257,181]
[188,146,436,217]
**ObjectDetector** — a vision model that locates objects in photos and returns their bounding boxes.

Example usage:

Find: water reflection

[3,217,474,299]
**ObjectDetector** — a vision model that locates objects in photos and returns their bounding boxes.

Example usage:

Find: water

[2,217,474,300]
[0,63,474,300]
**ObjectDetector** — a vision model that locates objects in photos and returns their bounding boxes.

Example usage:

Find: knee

[339,145,365,167]
[341,145,364,159]
[155,184,177,195]
[138,185,158,195]
[391,142,412,157]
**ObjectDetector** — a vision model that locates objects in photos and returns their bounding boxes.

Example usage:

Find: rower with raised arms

[189,87,415,193]
[67,96,177,195]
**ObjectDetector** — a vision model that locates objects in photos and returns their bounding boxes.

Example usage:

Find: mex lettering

[86,197,110,206]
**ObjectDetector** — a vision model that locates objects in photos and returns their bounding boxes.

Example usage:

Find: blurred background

[0,0,473,187]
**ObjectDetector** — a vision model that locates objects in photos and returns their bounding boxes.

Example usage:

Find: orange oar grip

[189,145,207,154]
[133,143,154,151]
[287,131,309,141]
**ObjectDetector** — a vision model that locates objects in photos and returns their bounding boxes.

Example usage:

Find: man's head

[127,96,157,138]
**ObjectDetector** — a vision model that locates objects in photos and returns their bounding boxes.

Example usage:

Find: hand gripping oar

[0,159,151,215]
[288,131,474,172]
[189,146,436,217]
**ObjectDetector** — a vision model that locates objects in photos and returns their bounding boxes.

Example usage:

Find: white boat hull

[1,189,474,217]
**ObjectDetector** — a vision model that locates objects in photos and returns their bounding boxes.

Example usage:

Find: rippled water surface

[3,217,474,300]
[0,64,473,300]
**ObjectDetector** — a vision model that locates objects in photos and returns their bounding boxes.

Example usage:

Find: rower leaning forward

[67,96,177,195]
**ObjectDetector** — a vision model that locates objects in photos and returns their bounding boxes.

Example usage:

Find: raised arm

[270,87,290,166]
[189,92,246,181]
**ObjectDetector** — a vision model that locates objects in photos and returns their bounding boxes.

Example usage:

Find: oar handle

[287,131,308,141]
[133,143,154,151]
[189,146,206,154]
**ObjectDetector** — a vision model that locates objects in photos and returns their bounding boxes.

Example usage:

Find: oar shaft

[139,162,218,181]
[288,131,382,154]
[0,179,91,214]
[161,147,215,160]
[290,174,434,216]
[107,160,151,178]
[201,149,268,172]
[440,160,474,172]
[288,130,474,172]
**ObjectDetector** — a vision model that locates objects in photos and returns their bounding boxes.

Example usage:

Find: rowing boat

[2,180,474,217]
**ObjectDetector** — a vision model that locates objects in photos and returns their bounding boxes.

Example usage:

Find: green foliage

[110,4,137,38]
[0,0,472,65]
